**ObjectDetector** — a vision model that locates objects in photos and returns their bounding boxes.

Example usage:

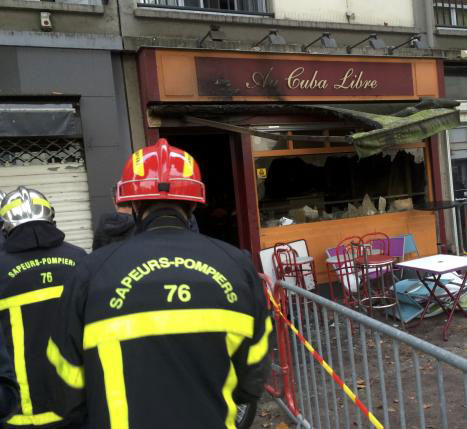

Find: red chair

[272,243,316,292]
[327,236,363,307]
[356,232,405,329]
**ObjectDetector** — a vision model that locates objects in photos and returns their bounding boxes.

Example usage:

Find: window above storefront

[137,0,271,15]
[20,0,104,5]
[434,1,467,28]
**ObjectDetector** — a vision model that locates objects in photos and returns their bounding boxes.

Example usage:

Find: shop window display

[256,149,426,228]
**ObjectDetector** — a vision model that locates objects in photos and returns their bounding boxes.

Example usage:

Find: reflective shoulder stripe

[223,334,244,429]
[8,412,62,426]
[31,198,51,209]
[0,199,22,217]
[247,316,273,365]
[0,286,63,311]
[83,309,254,350]
[47,338,85,389]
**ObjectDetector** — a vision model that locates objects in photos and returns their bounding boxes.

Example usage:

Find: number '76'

[164,284,191,303]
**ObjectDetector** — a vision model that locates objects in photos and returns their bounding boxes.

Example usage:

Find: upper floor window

[434,1,467,28]
[21,0,104,4]
[138,0,270,15]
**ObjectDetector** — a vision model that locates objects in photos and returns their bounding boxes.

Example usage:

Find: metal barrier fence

[267,280,467,429]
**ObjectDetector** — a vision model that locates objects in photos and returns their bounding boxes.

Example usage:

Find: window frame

[434,1,467,28]
[252,128,432,230]
[136,0,272,16]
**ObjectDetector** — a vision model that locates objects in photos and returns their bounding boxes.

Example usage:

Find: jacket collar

[138,208,189,233]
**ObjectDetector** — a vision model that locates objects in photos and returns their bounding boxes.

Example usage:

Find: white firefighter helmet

[0,186,54,233]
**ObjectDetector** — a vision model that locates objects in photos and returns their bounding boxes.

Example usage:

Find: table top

[295,256,313,264]
[396,254,467,274]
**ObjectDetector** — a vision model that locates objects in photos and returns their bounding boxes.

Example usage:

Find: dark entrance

[158,130,239,247]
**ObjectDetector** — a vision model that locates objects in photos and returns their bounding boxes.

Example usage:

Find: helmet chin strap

[131,202,144,228]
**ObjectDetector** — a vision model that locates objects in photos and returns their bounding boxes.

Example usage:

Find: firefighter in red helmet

[47,139,272,429]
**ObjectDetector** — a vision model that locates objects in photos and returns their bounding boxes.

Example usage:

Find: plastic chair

[397,233,419,278]
[401,233,420,258]
[327,236,363,307]
[371,236,405,280]
[272,243,316,292]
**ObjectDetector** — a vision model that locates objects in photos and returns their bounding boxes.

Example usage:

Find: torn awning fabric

[345,108,460,158]
[151,99,461,159]
[297,103,460,158]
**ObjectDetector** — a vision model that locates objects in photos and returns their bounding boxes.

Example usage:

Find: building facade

[1,0,465,259]
[117,0,463,267]
[0,0,132,251]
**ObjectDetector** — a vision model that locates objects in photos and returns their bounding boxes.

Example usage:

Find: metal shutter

[0,138,92,253]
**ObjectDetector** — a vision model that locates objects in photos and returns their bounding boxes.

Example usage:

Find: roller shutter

[0,138,92,253]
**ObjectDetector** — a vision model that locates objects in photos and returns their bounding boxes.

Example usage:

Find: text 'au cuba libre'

[246,67,378,90]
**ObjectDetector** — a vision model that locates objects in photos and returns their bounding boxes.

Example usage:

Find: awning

[151,98,461,158]
[297,104,461,158]
[0,103,82,138]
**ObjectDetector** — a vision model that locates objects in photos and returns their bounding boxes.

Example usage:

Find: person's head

[0,186,55,235]
[116,138,205,221]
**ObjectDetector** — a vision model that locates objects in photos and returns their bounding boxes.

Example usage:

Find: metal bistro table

[396,254,467,340]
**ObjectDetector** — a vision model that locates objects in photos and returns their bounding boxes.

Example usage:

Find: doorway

[159,130,240,247]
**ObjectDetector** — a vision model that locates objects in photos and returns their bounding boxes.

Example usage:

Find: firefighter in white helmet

[0,186,86,428]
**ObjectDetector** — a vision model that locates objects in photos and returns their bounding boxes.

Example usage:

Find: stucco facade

[273,0,415,27]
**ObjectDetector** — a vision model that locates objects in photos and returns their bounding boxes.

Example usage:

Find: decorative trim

[0,0,104,14]
[436,27,467,37]
[134,7,419,35]
[0,30,122,50]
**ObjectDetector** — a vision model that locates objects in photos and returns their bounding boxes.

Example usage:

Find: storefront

[138,48,458,282]
[0,46,132,252]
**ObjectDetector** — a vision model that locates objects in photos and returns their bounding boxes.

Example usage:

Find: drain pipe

[424,0,435,48]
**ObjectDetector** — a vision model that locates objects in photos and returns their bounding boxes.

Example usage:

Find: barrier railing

[267,280,467,429]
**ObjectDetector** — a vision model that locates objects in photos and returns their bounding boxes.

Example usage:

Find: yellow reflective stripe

[132,149,144,177]
[247,316,273,365]
[31,198,51,209]
[9,307,33,416]
[46,338,85,389]
[0,198,50,217]
[0,199,22,216]
[83,309,254,350]
[183,152,194,177]
[98,341,128,429]
[0,286,63,310]
[223,334,244,429]
[8,412,62,426]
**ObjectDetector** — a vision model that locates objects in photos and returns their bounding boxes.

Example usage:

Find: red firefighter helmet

[116,138,205,205]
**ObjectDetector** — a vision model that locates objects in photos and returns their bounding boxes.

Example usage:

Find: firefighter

[47,139,272,429]
[91,186,135,251]
[0,186,87,428]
